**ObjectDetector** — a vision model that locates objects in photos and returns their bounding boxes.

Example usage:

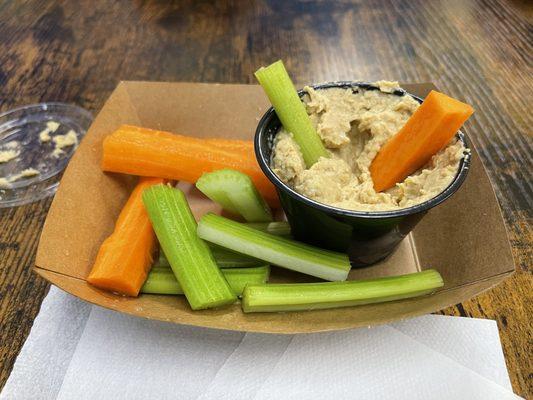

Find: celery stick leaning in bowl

[255,59,328,167]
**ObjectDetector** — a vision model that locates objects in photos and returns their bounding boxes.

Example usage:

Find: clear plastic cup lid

[0,103,93,208]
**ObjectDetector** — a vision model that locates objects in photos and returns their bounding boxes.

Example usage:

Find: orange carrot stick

[370,90,473,192]
[86,177,164,296]
[204,138,255,154]
[204,138,257,163]
[101,125,279,206]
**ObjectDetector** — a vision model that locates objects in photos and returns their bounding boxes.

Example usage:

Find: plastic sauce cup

[254,82,471,267]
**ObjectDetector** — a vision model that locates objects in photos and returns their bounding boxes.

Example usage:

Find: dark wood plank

[0,0,531,396]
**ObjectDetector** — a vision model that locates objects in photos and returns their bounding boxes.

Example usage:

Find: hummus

[0,149,18,163]
[51,129,78,158]
[0,141,20,163]
[0,168,40,189]
[39,121,60,142]
[271,82,466,211]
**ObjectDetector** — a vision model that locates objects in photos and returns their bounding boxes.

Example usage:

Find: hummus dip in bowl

[255,81,471,266]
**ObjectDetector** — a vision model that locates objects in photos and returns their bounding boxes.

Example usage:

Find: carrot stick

[204,138,255,154]
[86,177,164,296]
[101,125,279,207]
[370,90,473,192]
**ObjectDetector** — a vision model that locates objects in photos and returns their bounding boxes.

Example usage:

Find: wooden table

[0,0,531,396]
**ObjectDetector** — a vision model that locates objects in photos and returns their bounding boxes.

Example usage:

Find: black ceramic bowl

[255,81,471,267]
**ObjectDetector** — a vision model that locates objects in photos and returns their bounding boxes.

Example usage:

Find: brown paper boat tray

[34,82,515,334]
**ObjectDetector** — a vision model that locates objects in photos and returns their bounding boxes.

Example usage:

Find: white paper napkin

[0,287,522,400]
[252,325,519,400]
[0,287,91,400]
[390,315,512,389]
[197,333,293,400]
[197,314,514,400]
[57,307,244,400]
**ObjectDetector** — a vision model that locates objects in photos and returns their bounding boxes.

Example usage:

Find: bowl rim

[254,81,471,219]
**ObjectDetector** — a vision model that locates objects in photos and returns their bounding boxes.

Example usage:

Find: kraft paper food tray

[34,81,515,334]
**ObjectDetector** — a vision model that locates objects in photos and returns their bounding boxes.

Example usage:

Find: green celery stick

[209,244,266,268]
[255,60,329,167]
[244,221,291,237]
[150,265,173,272]
[142,266,270,297]
[156,222,291,268]
[197,213,350,282]
[154,251,170,267]
[196,169,272,222]
[143,185,236,310]
[141,270,181,295]
[157,245,266,269]
[222,266,270,295]
[242,270,444,312]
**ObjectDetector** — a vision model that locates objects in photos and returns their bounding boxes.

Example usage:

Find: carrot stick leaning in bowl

[86,177,165,296]
[101,125,279,207]
[370,90,474,192]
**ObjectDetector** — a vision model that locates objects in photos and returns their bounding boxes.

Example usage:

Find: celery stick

[156,222,291,268]
[154,251,170,267]
[143,185,236,310]
[242,270,444,312]
[150,265,172,272]
[196,169,272,222]
[141,270,181,295]
[244,221,291,237]
[155,220,290,269]
[142,266,270,297]
[223,266,270,296]
[157,245,265,269]
[197,213,350,281]
[255,60,328,167]
[209,244,266,268]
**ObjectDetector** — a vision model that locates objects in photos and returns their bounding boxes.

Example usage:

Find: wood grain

[0,0,531,396]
